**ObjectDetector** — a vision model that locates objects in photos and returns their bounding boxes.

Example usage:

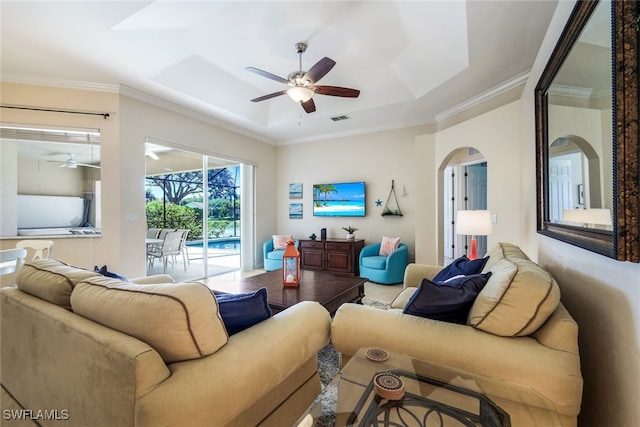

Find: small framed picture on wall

[289,203,303,219]
[578,184,584,205]
[289,183,303,199]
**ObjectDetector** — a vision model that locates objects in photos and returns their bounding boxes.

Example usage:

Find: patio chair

[147,228,175,254]
[146,228,161,239]
[147,230,184,273]
[16,240,54,262]
[175,229,190,268]
[1,248,28,287]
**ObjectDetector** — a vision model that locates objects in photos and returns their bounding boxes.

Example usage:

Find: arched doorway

[441,147,488,264]
[549,134,605,222]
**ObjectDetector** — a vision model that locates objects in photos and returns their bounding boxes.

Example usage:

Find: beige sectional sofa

[332,242,583,426]
[1,259,331,427]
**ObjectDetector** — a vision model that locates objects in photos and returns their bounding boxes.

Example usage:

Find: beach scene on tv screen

[313,182,365,217]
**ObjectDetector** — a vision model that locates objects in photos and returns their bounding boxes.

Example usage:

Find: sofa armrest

[386,244,408,269]
[136,301,332,426]
[263,239,274,258]
[130,274,175,284]
[403,263,444,288]
[390,287,417,309]
[531,302,579,354]
[331,303,583,417]
[359,243,381,261]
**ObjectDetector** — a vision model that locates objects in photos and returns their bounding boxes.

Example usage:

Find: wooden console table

[299,238,364,276]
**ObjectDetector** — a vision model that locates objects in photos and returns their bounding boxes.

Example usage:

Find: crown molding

[548,84,594,98]
[2,75,119,93]
[435,70,530,122]
[4,71,531,146]
[118,85,274,144]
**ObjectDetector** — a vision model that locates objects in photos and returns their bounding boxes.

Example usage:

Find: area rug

[314,298,390,426]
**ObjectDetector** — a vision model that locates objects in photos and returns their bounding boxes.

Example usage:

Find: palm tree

[315,184,338,206]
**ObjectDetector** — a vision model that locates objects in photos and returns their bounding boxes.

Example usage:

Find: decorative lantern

[282,239,300,287]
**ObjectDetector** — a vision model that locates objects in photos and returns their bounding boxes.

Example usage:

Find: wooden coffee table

[202,269,366,315]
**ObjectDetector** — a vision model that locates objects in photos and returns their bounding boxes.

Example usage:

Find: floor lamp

[456,210,493,260]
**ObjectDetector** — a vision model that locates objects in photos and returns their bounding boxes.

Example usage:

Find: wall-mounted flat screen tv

[313,181,366,217]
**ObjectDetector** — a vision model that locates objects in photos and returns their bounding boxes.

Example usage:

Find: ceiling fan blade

[305,57,336,84]
[314,85,360,98]
[301,98,316,114]
[251,90,287,102]
[78,163,100,169]
[245,67,290,84]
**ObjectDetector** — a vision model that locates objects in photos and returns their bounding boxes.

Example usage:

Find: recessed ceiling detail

[1,1,558,145]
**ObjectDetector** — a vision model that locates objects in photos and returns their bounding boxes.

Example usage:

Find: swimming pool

[187,238,240,251]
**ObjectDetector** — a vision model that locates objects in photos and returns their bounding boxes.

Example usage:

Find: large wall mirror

[535,0,639,263]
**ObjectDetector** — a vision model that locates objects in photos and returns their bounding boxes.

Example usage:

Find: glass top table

[328,348,560,427]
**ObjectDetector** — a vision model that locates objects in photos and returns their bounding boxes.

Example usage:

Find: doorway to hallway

[442,148,488,263]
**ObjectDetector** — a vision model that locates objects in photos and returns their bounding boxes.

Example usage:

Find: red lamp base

[468,237,479,260]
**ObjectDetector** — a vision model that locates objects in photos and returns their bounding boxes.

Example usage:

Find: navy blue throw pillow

[432,255,489,282]
[94,265,128,281]
[403,272,492,324]
[214,288,272,336]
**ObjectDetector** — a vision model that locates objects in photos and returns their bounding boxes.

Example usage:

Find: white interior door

[443,166,454,260]
[466,163,488,256]
[549,159,573,221]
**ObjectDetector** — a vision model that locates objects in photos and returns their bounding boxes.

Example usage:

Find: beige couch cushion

[468,242,560,336]
[15,259,100,310]
[71,276,228,363]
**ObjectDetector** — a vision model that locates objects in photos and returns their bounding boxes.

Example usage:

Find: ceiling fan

[246,42,360,113]
[50,153,100,169]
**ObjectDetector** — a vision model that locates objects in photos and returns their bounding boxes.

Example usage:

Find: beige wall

[276,127,426,260]
[1,83,277,277]
[276,99,523,267]
[118,95,277,276]
[274,2,640,425]
[524,2,640,425]
[0,83,118,272]
[428,100,524,265]
[2,1,639,422]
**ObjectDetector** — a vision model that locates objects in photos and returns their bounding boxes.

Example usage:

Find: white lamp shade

[456,210,493,236]
[562,208,612,226]
[286,86,314,103]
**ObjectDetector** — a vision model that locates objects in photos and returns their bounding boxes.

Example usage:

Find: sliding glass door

[145,142,244,280]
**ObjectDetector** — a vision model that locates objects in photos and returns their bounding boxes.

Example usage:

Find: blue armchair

[263,239,299,271]
[359,243,409,284]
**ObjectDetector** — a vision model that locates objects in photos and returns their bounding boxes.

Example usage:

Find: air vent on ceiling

[468,147,479,156]
[330,115,350,122]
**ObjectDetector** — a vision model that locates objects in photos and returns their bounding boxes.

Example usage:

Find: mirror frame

[535,0,639,263]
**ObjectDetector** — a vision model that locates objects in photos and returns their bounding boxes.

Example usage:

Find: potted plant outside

[342,226,359,240]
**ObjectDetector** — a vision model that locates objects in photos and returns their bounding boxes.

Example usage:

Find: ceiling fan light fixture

[286,86,314,103]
